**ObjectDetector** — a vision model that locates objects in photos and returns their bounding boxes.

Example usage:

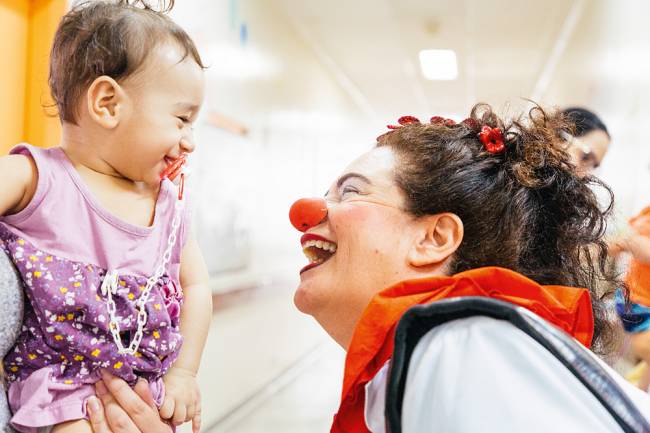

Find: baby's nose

[180,136,196,154]
[289,198,328,232]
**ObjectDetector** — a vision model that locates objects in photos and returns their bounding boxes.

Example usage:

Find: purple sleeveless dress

[0,144,190,432]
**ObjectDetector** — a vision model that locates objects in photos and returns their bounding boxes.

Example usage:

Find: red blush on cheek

[330,204,389,239]
[333,204,372,225]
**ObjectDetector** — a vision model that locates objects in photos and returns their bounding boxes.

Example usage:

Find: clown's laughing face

[292,147,428,347]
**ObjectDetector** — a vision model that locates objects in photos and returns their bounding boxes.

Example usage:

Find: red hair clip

[479,126,505,154]
[429,116,456,126]
[461,118,479,130]
[398,116,421,125]
[380,115,461,142]
[387,115,421,129]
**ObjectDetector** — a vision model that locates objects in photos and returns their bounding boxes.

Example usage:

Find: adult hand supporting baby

[87,371,172,433]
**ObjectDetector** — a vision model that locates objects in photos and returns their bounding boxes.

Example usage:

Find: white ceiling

[274,0,579,122]
[272,0,650,127]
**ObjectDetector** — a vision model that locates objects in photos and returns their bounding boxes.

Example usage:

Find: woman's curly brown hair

[377,103,622,355]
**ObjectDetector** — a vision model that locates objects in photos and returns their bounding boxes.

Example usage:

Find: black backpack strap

[385,297,650,433]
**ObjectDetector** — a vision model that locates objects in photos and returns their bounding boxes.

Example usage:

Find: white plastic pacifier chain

[102,193,185,355]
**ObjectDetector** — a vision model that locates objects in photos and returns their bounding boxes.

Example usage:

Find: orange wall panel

[24,0,67,148]
[0,0,66,155]
[0,0,30,155]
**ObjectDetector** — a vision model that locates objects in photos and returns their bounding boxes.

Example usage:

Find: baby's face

[111,44,206,187]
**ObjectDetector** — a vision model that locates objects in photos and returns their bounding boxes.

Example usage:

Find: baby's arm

[160,235,212,432]
[0,154,38,216]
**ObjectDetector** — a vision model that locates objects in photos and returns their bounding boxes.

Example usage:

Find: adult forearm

[625,233,650,265]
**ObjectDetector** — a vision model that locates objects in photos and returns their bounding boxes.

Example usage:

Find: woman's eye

[177,116,190,123]
[341,186,359,197]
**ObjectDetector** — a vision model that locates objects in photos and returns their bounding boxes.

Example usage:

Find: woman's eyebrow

[336,173,372,188]
[324,173,372,197]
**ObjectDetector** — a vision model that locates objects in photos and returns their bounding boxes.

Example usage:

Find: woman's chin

[295,260,337,314]
[293,281,321,315]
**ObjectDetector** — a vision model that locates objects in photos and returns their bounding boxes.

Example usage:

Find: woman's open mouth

[300,233,337,274]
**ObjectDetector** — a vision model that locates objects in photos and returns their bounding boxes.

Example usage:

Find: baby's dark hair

[50,0,205,124]
[377,104,622,354]
[562,107,609,138]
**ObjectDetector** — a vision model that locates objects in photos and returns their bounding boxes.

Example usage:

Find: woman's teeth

[302,239,337,264]
[303,239,337,252]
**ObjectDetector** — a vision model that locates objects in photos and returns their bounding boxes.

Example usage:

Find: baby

[0,1,212,432]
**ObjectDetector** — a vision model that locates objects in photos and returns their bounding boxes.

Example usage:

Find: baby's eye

[177,116,190,123]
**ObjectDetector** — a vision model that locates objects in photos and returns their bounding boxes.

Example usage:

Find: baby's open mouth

[300,233,337,274]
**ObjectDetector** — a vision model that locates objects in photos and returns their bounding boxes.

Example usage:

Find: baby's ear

[85,76,125,129]
[407,212,464,268]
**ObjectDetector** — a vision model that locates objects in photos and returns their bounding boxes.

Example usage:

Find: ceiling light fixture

[418,49,458,80]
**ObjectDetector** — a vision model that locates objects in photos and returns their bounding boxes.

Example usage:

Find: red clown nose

[289,198,328,232]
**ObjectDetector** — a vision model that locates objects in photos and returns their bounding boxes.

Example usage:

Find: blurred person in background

[562,107,611,176]
[613,207,650,391]
[562,107,650,393]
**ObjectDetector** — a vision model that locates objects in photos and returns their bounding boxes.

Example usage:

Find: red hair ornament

[429,116,456,126]
[479,125,506,154]
[387,115,458,131]
[461,118,479,130]
[380,115,506,156]
[387,115,421,130]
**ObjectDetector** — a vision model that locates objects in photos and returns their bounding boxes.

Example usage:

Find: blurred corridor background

[2,0,650,431]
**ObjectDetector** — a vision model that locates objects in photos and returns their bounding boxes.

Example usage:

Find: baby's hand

[161,367,202,432]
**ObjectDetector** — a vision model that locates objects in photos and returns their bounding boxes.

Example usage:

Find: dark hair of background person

[49,0,205,124]
[562,107,610,138]
[377,104,622,355]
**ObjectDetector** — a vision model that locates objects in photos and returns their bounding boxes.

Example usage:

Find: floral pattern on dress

[0,223,183,385]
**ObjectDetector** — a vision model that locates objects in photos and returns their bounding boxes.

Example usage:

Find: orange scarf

[626,206,650,306]
[330,267,594,433]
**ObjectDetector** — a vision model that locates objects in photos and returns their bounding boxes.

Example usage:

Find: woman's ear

[407,213,464,268]
[85,76,125,129]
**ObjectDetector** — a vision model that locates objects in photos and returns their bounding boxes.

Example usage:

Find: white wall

[169,0,373,281]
